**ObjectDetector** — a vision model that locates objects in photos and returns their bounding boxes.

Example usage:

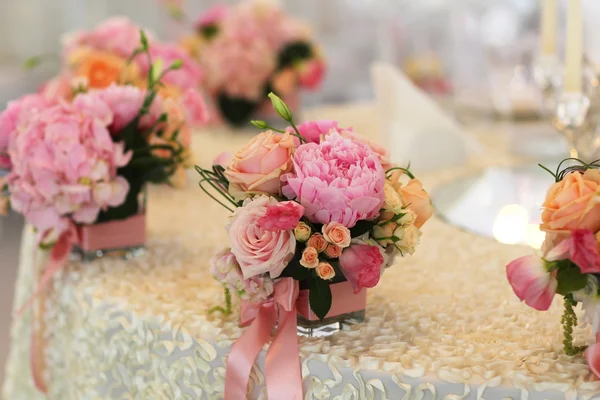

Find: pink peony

[195,5,229,28]
[225,131,295,200]
[298,59,326,90]
[585,335,600,379]
[74,84,163,134]
[0,94,50,169]
[506,255,557,311]
[257,201,304,231]
[227,195,296,279]
[139,43,204,90]
[283,131,385,227]
[546,229,600,273]
[63,17,147,60]
[339,243,385,293]
[7,101,131,243]
[289,120,339,144]
[339,129,392,171]
[39,75,74,104]
[182,88,209,127]
[210,247,274,303]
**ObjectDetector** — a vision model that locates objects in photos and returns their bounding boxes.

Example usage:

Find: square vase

[72,213,147,262]
[296,281,366,337]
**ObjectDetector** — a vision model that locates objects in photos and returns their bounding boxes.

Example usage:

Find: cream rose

[300,246,319,269]
[294,221,312,242]
[382,182,404,212]
[395,224,421,255]
[322,222,351,248]
[316,262,336,280]
[228,195,296,279]
[225,131,295,200]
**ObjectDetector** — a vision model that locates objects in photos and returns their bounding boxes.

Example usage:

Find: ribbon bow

[16,223,80,394]
[225,277,303,400]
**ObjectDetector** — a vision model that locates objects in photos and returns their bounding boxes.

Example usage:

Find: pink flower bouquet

[1,31,208,252]
[167,0,326,126]
[505,159,600,376]
[199,94,433,323]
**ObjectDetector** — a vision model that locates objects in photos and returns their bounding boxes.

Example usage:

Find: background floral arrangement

[19,17,209,188]
[168,0,326,126]
[506,159,600,375]
[0,32,208,246]
[199,94,432,319]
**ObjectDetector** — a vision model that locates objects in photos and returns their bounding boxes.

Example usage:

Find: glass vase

[296,281,366,337]
[72,213,147,262]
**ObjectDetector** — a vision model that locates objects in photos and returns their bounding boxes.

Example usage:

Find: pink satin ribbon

[585,333,600,378]
[225,278,303,400]
[16,224,80,394]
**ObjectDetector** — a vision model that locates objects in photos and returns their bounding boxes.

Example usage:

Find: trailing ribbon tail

[224,278,303,399]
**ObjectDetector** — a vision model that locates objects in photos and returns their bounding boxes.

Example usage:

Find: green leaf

[350,219,375,238]
[23,56,42,70]
[556,265,588,296]
[140,30,150,50]
[309,275,332,321]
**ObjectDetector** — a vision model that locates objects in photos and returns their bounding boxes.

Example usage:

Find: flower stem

[562,296,587,356]
[209,288,233,316]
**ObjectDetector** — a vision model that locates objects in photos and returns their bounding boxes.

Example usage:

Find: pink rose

[258,201,304,231]
[289,120,339,144]
[182,89,209,127]
[322,222,351,248]
[585,338,600,379]
[228,195,296,279]
[339,244,385,293]
[225,131,295,200]
[546,229,600,273]
[316,262,336,280]
[213,152,233,168]
[300,246,319,269]
[298,59,326,90]
[506,255,557,311]
[307,233,327,252]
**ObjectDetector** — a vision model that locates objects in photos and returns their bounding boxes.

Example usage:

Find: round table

[4,104,600,399]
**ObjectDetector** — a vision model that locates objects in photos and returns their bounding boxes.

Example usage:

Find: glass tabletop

[431,164,553,249]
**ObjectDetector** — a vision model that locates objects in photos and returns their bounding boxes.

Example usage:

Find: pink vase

[296,281,367,337]
[73,213,147,262]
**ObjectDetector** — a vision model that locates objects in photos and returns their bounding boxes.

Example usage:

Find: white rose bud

[372,222,396,247]
[394,224,421,255]
[294,221,312,242]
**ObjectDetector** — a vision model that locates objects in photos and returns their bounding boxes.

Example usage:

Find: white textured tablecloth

[4,105,600,400]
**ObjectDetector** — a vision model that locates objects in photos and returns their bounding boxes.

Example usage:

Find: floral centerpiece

[0,31,208,259]
[506,159,600,377]
[197,94,432,397]
[167,0,326,126]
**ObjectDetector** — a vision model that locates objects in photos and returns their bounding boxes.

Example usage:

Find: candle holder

[534,54,600,162]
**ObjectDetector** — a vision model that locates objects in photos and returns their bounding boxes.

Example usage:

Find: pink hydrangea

[201,29,276,100]
[0,94,50,169]
[74,84,163,134]
[63,17,148,60]
[210,247,274,303]
[195,4,229,28]
[7,101,131,244]
[139,43,204,90]
[283,131,386,227]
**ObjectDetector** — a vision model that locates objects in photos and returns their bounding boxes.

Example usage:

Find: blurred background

[2,0,600,385]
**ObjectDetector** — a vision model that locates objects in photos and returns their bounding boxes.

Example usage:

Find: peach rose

[74,50,138,89]
[316,262,336,280]
[225,131,295,200]
[322,222,351,248]
[307,233,327,252]
[300,246,319,269]
[541,169,600,233]
[324,244,342,259]
[400,179,433,229]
